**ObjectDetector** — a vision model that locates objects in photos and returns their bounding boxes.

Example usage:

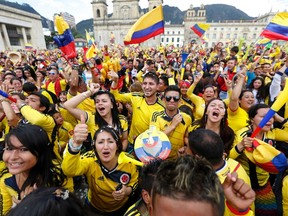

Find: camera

[72,64,80,70]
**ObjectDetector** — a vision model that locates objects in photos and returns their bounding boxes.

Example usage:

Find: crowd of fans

[0,40,288,215]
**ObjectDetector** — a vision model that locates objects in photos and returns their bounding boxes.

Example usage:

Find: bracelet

[281,118,288,125]
[19,103,27,110]
[68,138,82,151]
[235,145,243,154]
[110,86,118,90]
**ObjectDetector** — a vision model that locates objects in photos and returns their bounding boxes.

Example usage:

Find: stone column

[1,23,11,49]
[21,27,28,44]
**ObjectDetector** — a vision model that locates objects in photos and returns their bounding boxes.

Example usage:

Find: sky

[14,0,288,23]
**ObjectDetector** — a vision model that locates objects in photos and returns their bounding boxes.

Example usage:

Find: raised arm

[64,83,100,121]
[229,68,246,112]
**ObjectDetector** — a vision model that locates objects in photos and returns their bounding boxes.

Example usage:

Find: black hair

[248,103,270,120]
[10,77,22,85]
[143,72,159,84]
[230,46,239,54]
[4,125,66,192]
[29,91,51,114]
[239,89,253,100]
[188,129,224,165]
[159,74,169,86]
[92,91,123,138]
[7,187,87,216]
[22,82,38,94]
[139,159,162,194]
[247,76,268,103]
[93,126,123,155]
[193,98,235,156]
[164,85,181,97]
[23,65,37,81]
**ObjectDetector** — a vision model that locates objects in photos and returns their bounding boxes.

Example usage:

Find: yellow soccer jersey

[231,125,288,187]
[150,110,192,159]
[62,150,139,212]
[57,121,74,153]
[59,106,78,128]
[227,106,249,132]
[111,90,164,143]
[186,93,206,120]
[86,112,128,140]
[42,79,67,96]
[67,91,95,114]
[216,159,254,216]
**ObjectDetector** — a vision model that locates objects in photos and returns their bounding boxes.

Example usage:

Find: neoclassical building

[91,0,163,47]
[92,1,279,48]
[0,3,46,50]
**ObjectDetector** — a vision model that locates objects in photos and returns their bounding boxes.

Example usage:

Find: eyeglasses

[3,146,29,152]
[49,72,56,75]
[165,96,180,102]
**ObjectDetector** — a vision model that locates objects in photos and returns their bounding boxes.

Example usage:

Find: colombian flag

[124,5,164,45]
[260,12,288,41]
[191,23,210,38]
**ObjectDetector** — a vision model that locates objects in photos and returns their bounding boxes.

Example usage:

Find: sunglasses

[49,72,56,75]
[165,96,180,102]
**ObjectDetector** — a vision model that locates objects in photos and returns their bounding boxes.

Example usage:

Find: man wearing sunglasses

[150,85,191,159]
[41,63,69,98]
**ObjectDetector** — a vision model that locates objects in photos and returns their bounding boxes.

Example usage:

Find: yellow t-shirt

[150,110,192,159]
[111,90,165,143]
[227,106,249,132]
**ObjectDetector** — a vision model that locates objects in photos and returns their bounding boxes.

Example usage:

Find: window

[226,33,230,39]
[172,38,174,42]
[172,31,174,34]
[253,33,257,39]
[214,28,217,30]
[221,28,224,30]
[10,37,20,46]
[96,9,100,18]
[254,27,258,30]
[166,38,169,42]
[233,33,237,39]
[206,33,209,38]
[167,31,170,34]
[213,33,216,39]
[178,31,180,34]
[161,38,164,42]
[235,28,238,30]
[243,33,247,39]
[177,37,180,42]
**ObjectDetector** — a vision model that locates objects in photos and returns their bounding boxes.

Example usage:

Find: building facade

[91,0,162,47]
[91,1,280,48]
[0,4,46,50]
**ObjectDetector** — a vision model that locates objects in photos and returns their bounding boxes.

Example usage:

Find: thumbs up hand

[73,114,88,145]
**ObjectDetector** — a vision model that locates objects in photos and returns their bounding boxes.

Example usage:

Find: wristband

[235,145,243,154]
[68,138,82,151]
[225,200,249,215]
[281,118,288,125]
[110,86,118,90]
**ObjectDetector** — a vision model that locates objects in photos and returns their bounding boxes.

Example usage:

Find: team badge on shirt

[120,173,130,184]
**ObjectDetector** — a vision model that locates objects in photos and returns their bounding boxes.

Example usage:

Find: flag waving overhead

[124,5,164,45]
[260,12,288,41]
[191,23,210,38]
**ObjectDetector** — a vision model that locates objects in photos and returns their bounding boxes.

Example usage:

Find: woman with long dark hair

[0,124,69,215]
[64,83,128,151]
[191,98,235,156]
